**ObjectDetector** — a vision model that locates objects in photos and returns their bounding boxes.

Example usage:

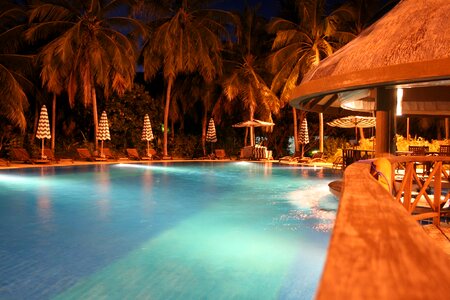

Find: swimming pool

[0,162,339,299]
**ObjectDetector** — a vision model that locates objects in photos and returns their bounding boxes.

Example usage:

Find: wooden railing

[375,156,450,225]
[316,160,450,299]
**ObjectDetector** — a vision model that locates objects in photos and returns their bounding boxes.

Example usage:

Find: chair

[102,148,119,160]
[240,146,254,159]
[409,145,429,156]
[10,148,35,164]
[0,158,10,166]
[214,149,227,160]
[43,148,61,163]
[126,148,150,160]
[439,145,450,156]
[148,148,161,160]
[76,148,102,161]
[409,146,430,175]
[253,145,271,160]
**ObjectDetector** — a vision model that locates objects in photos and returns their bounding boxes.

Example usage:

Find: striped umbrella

[206,118,217,143]
[206,118,217,156]
[97,111,110,157]
[327,115,376,140]
[36,105,51,159]
[141,114,154,157]
[299,118,309,145]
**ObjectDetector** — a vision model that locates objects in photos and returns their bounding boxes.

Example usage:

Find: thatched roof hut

[290,0,450,116]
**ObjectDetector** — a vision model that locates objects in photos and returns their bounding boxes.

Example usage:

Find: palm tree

[27,0,143,150]
[140,0,230,158]
[220,6,279,147]
[268,0,354,152]
[0,1,32,132]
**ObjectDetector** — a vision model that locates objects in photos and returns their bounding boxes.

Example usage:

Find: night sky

[211,0,350,19]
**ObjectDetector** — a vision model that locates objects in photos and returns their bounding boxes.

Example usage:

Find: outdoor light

[396,88,403,116]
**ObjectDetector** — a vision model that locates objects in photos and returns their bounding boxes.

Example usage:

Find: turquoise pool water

[0,162,339,299]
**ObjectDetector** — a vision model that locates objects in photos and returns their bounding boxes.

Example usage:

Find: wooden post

[406,117,410,141]
[433,162,441,226]
[319,113,324,153]
[375,88,397,157]
[446,117,449,140]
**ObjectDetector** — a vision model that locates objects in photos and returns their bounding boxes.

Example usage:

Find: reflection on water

[284,184,338,232]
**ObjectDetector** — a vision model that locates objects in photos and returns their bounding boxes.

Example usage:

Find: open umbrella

[97,111,110,158]
[36,105,51,159]
[299,118,309,156]
[141,114,154,157]
[327,115,376,140]
[206,118,217,155]
[232,119,275,146]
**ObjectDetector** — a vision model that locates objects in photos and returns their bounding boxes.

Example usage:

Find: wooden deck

[316,161,450,299]
[422,224,450,255]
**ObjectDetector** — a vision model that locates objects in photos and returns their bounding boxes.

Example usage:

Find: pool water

[0,162,339,299]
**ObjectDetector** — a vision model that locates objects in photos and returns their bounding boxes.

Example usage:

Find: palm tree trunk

[32,104,39,144]
[319,113,324,152]
[292,107,299,152]
[51,93,56,151]
[91,85,98,151]
[163,77,173,158]
[249,107,255,146]
[202,111,207,156]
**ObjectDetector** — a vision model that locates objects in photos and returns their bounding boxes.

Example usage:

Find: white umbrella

[141,114,154,157]
[299,117,309,157]
[327,115,376,140]
[36,105,51,159]
[232,119,275,146]
[97,111,110,157]
[299,118,309,145]
[206,118,217,143]
[206,118,217,155]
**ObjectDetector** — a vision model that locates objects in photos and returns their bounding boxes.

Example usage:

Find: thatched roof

[290,0,450,116]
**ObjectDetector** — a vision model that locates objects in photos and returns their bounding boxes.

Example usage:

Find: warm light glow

[396,88,403,116]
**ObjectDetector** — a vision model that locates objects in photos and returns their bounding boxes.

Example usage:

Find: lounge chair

[102,148,120,160]
[240,146,254,160]
[10,148,36,164]
[126,148,150,160]
[148,148,161,160]
[214,149,228,160]
[76,148,102,161]
[43,148,60,163]
[0,158,10,166]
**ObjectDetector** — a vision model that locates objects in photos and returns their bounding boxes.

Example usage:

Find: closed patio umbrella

[299,118,309,156]
[142,114,154,157]
[206,118,217,155]
[97,111,110,158]
[36,105,51,159]
[327,115,376,140]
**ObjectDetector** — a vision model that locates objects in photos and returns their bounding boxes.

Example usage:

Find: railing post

[433,162,442,226]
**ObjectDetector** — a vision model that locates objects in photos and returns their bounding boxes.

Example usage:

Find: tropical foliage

[0,1,32,131]
[1,0,441,160]
[27,0,143,150]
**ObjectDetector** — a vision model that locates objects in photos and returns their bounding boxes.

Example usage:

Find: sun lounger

[214,149,228,160]
[0,158,10,166]
[10,148,36,164]
[126,148,150,160]
[102,148,120,160]
[76,148,101,161]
